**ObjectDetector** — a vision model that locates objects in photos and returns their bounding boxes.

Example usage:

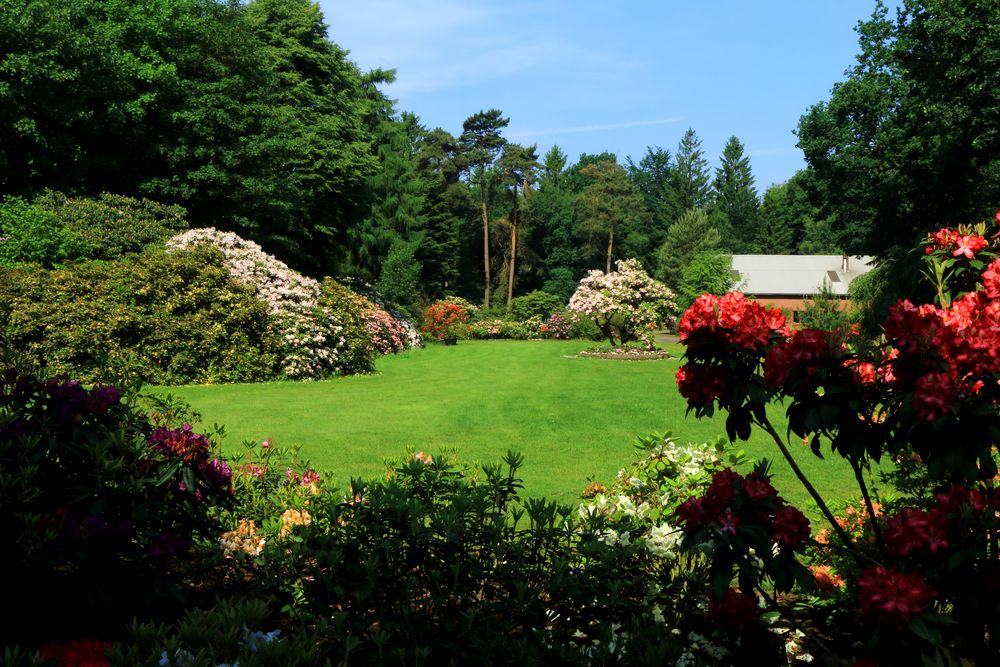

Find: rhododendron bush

[568,258,677,348]
[673,212,1000,664]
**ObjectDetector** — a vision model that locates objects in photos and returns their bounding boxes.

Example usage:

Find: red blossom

[771,505,810,548]
[706,588,761,632]
[983,258,1000,299]
[703,468,742,518]
[719,509,741,535]
[857,566,937,629]
[678,293,720,351]
[935,484,987,516]
[912,372,956,422]
[678,291,786,355]
[675,363,728,408]
[742,472,778,501]
[39,639,111,667]
[677,496,708,528]
[952,234,988,259]
[763,329,831,391]
[885,508,949,558]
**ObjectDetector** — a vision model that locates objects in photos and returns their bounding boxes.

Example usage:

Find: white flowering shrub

[568,258,677,348]
[168,228,345,379]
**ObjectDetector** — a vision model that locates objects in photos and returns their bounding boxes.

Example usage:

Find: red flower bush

[679,292,787,355]
[675,363,728,409]
[706,588,762,632]
[421,301,471,340]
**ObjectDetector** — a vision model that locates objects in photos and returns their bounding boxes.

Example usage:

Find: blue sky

[319,1,894,190]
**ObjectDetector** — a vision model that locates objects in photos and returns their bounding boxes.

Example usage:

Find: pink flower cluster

[676,468,810,550]
[568,258,676,346]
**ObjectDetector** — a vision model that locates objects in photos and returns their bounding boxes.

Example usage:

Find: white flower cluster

[168,228,345,379]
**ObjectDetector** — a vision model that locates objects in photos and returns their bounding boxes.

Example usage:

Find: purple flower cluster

[149,423,210,462]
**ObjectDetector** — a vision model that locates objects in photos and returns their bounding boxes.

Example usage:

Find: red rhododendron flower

[935,484,987,516]
[702,468,742,518]
[883,300,952,357]
[983,258,1000,300]
[912,372,956,422]
[763,329,831,391]
[742,472,777,501]
[927,227,958,251]
[952,234,988,259]
[675,363,728,408]
[885,507,949,558]
[771,505,810,548]
[857,566,937,629]
[719,509,741,535]
[676,496,708,528]
[706,588,761,632]
[39,639,111,667]
[678,293,720,351]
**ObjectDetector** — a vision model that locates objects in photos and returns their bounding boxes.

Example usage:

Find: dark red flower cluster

[884,508,949,558]
[857,566,937,629]
[763,329,832,392]
[148,423,210,463]
[39,638,111,667]
[675,363,728,408]
[678,291,787,355]
[772,505,812,548]
[935,484,987,516]
[676,468,810,549]
[706,588,762,632]
[911,372,956,422]
[883,300,952,357]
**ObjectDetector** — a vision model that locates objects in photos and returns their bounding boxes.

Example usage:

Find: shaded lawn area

[157,340,870,517]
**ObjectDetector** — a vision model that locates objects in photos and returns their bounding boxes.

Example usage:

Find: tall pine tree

[711,136,760,252]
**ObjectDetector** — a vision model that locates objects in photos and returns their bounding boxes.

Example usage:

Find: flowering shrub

[568,258,677,348]
[0,374,232,648]
[168,228,345,379]
[544,311,574,339]
[421,299,472,340]
[673,211,1000,664]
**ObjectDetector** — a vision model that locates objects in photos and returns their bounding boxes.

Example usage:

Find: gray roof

[730,254,875,297]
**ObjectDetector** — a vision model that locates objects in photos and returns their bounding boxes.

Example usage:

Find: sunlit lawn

[157,340,866,515]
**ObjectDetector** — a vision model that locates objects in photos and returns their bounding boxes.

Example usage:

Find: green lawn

[156,340,865,514]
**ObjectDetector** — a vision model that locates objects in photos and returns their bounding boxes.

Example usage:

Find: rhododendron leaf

[181,467,197,495]
[711,565,732,600]
[810,434,823,459]
[907,616,938,644]
[153,462,181,486]
[791,561,816,593]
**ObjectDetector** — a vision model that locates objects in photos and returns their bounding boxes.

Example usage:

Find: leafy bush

[0,246,279,385]
[509,290,565,321]
[35,190,189,261]
[0,197,85,268]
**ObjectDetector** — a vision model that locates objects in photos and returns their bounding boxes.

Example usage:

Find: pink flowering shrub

[568,258,677,348]
[168,229,345,379]
[673,211,1000,664]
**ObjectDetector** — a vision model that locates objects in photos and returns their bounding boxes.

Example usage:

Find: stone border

[577,349,673,361]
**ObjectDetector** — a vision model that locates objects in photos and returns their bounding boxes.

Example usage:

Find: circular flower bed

[577,347,673,360]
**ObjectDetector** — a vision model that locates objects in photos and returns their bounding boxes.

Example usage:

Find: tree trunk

[506,180,519,308]
[481,189,491,308]
[605,221,615,274]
